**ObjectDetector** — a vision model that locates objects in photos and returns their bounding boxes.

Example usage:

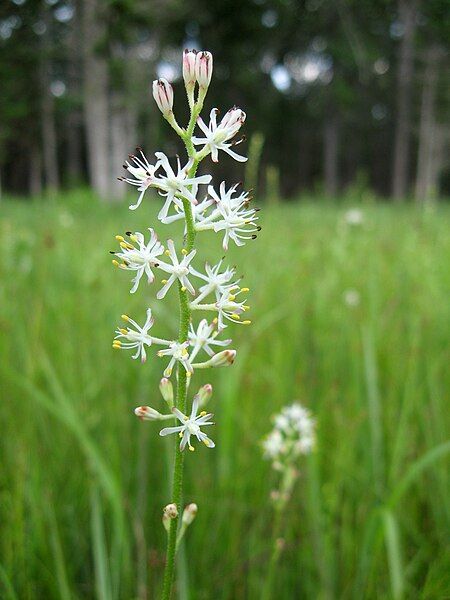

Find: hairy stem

[161,134,199,599]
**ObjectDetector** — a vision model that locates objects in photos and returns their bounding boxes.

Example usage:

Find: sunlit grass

[0,191,449,599]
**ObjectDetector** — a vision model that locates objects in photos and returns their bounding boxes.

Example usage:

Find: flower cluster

[262,403,316,471]
[111,49,260,454]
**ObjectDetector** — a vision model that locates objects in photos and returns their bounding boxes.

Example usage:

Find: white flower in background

[152,78,174,117]
[153,152,212,222]
[343,289,360,307]
[120,149,160,210]
[262,402,316,469]
[344,208,364,226]
[157,341,193,377]
[159,396,215,451]
[112,229,164,293]
[193,108,247,162]
[188,318,232,362]
[157,240,197,299]
[189,259,237,303]
[195,182,260,250]
[113,309,156,363]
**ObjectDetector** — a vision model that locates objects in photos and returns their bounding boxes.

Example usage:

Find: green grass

[0,191,449,599]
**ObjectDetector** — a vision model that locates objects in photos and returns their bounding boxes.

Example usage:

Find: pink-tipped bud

[221,107,246,130]
[182,503,198,526]
[159,377,174,408]
[152,78,173,116]
[134,406,162,421]
[197,384,213,408]
[195,51,213,89]
[183,49,197,87]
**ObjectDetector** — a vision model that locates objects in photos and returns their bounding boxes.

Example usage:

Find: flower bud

[134,406,162,421]
[221,107,246,130]
[163,503,178,519]
[152,78,173,117]
[159,377,174,408]
[197,384,213,408]
[182,503,198,526]
[208,349,236,367]
[195,51,213,89]
[183,49,197,87]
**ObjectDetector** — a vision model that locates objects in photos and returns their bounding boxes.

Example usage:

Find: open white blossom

[112,229,164,293]
[120,149,160,210]
[193,107,247,162]
[159,396,215,451]
[262,402,315,469]
[189,259,237,303]
[152,152,212,222]
[195,182,260,250]
[188,318,231,362]
[112,309,155,363]
[191,284,251,330]
[157,341,193,377]
[157,240,197,299]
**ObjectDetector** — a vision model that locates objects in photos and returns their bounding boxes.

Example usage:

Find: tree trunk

[30,144,43,196]
[66,1,83,186]
[323,113,339,197]
[81,0,110,200]
[391,0,418,201]
[415,46,440,203]
[40,8,59,192]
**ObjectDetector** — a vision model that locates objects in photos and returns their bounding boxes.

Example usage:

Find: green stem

[161,138,199,599]
[261,468,296,600]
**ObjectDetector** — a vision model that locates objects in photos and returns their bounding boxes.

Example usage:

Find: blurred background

[1,1,450,599]
[0,0,449,201]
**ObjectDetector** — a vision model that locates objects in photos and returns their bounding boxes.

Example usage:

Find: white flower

[189,259,237,303]
[343,289,360,307]
[195,182,260,250]
[157,240,197,299]
[159,396,215,451]
[157,341,193,377]
[214,286,250,329]
[120,149,160,210]
[159,195,214,226]
[152,78,174,117]
[262,402,316,468]
[188,318,231,362]
[344,208,364,226]
[112,229,164,293]
[152,152,212,222]
[263,429,285,459]
[193,108,247,162]
[112,309,155,363]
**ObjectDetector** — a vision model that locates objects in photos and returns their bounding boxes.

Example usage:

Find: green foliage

[0,193,449,598]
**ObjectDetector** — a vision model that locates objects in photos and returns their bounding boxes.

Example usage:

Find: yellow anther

[184,416,189,421]
[231,313,240,320]
[165,249,171,256]
[203,439,210,446]
[241,287,249,293]
[121,314,130,321]
[181,286,186,292]
[157,351,163,357]
[120,241,133,250]
[243,305,250,310]
[115,235,125,242]
[129,234,138,243]
[161,279,168,284]
[166,368,172,376]
[200,411,207,416]
[186,371,192,378]
[213,318,218,324]
[182,348,188,356]
[188,445,195,452]
[119,328,127,335]
[112,259,120,267]
[181,248,187,255]
[242,320,252,325]
[228,295,236,301]
[179,432,183,438]
[112,341,121,347]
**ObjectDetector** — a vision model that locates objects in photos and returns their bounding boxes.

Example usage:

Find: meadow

[0,191,449,599]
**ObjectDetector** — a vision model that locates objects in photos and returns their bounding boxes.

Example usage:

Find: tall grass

[0,192,449,598]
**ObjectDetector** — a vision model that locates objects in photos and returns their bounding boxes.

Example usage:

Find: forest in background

[0,0,448,202]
